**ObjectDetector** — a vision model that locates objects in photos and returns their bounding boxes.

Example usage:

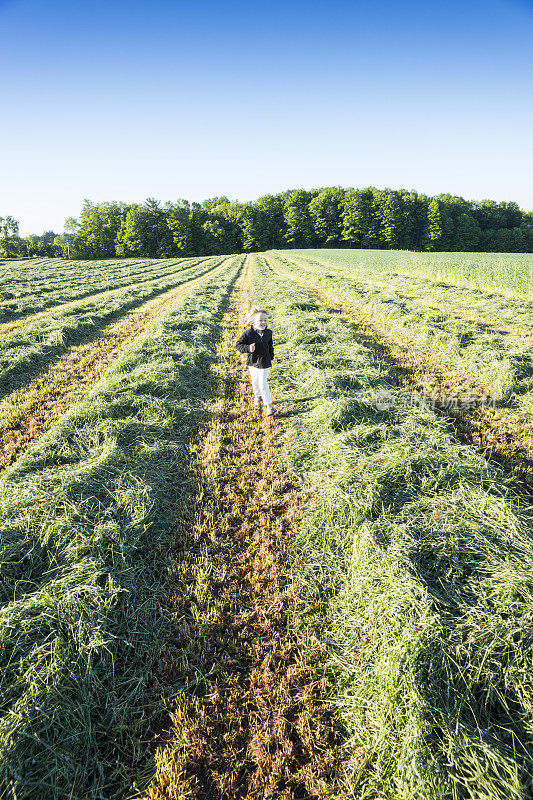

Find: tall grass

[251,253,533,799]
[286,249,533,300]
[0,257,242,799]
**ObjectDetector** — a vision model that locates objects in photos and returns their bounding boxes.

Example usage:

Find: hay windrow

[0,255,214,334]
[0,258,242,800]
[250,252,533,799]
[0,259,232,472]
[267,254,533,489]
[0,257,229,404]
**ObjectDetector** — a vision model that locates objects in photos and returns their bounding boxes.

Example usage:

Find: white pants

[248,366,272,405]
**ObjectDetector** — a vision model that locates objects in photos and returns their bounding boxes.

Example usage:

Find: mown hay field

[0,250,532,800]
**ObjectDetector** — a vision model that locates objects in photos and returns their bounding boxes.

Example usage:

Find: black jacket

[235,327,274,368]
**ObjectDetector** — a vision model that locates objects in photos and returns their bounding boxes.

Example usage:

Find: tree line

[2,187,532,259]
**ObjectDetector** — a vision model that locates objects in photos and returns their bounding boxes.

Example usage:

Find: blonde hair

[245,305,267,327]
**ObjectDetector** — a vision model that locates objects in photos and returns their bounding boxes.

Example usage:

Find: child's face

[254,312,267,330]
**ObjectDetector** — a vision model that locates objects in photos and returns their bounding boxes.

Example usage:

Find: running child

[235,306,275,416]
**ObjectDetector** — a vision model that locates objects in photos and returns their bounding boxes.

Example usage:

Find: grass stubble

[137,256,338,799]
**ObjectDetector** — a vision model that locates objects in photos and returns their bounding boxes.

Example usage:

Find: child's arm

[269,336,274,360]
[235,331,252,353]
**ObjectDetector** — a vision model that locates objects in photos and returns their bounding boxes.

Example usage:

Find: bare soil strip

[268,256,533,489]
[0,261,230,472]
[139,258,337,799]
[0,258,214,339]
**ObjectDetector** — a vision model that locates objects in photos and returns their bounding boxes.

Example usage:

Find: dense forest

[2,186,533,258]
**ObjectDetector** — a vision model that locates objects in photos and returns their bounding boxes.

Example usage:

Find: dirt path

[138,256,337,799]
[267,255,533,489]
[0,259,231,473]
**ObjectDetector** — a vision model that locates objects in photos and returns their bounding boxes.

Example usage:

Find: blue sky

[1,0,532,235]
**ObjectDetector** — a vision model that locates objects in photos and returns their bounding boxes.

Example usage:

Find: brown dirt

[0,260,230,472]
[267,255,533,489]
[138,257,338,799]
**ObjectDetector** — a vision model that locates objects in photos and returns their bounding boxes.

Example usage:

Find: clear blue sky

[1,0,532,235]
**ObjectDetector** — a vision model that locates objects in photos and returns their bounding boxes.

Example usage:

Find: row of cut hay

[286,251,533,335]
[0,256,227,401]
[250,253,533,800]
[0,255,214,325]
[0,257,242,799]
[287,248,533,301]
[270,252,533,420]
[0,255,202,302]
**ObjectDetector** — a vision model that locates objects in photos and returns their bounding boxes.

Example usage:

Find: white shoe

[253,399,261,408]
[265,405,275,416]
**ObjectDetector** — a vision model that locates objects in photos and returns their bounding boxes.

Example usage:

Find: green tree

[425,199,442,251]
[454,213,481,250]
[166,200,196,255]
[374,188,403,249]
[309,187,344,246]
[54,233,75,258]
[341,188,378,247]
[239,204,261,252]
[0,215,21,257]
[201,218,230,254]
[75,200,126,258]
[283,190,316,248]
[116,199,173,257]
[253,195,286,249]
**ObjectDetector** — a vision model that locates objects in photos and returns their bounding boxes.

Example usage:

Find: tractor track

[138,256,338,800]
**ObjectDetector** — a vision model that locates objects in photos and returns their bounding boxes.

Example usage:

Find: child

[235,306,275,415]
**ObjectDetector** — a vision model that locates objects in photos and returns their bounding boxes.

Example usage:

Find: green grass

[269,251,533,416]
[0,256,211,323]
[0,257,242,799]
[0,256,227,400]
[286,249,533,300]
[250,253,533,799]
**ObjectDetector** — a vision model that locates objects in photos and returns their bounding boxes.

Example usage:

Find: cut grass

[250,252,533,799]
[268,252,533,487]
[286,249,533,301]
[137,256,337,799]
[0,257,234,472]
[0,256,211,324]
[0,257,243,800]
[272,252,533,407]
[0,256,227,401]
